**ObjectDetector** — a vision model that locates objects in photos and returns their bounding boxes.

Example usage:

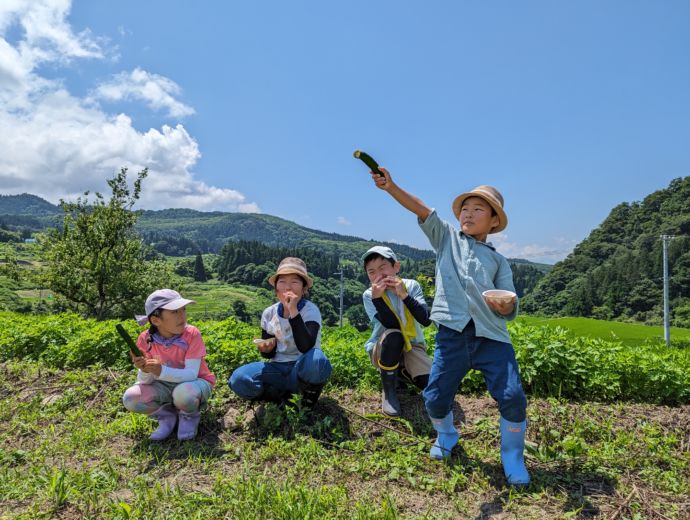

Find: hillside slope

[522,176,690,326]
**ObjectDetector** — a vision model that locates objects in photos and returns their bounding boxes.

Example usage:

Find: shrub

[0,312,687,403]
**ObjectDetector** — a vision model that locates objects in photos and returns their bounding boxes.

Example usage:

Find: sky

[1,1,689,264]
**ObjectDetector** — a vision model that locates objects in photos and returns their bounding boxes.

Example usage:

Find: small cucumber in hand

[353,150,384,176]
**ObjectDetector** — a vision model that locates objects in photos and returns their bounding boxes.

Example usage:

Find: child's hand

[254,337,276,353]
[130,351,147,370]
[371,276,388,299]
[484,295,516,316]
[140,357,163,376]
[282,291,300,318]
[371,167,394,191]
[386,276,408,299]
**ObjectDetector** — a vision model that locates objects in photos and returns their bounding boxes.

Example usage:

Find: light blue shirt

[419,209,517,343]
[362,278,428,353]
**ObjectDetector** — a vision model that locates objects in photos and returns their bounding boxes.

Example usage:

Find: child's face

[459,196,499,241]
[365,257,401,284]
[151,307,187,337]
[275,273,306,298]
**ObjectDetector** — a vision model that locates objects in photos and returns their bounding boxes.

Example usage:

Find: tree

[231,299,251,323]
[345,304,370,332]
[43,168,174,320]
[193,252,208,282]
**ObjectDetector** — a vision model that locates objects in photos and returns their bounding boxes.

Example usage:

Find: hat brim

[159,298,196,310]
[268,270,314,288]
[452,192,507,233]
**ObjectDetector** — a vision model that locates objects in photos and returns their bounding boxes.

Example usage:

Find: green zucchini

[353,150,384,176]
[116,323,145,358]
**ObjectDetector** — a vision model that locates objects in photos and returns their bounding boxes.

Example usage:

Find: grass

[1,360,687,519]
[517,315,690,347]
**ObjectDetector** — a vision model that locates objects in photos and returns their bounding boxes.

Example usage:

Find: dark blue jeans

[423,322,527,423]
[229,348,332,400]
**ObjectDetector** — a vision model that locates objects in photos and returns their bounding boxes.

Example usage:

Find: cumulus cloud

[91,68,195,118]
[0,0,258,213]
[336,216,351,226]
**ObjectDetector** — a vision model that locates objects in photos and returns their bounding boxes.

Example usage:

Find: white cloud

[0,0,258,213]
[490,233,577,263]
[91,67,195,119]
[336,216,351,225]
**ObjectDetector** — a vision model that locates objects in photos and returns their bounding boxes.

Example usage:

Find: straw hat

[451,185,508,233]
[268,257,314,288]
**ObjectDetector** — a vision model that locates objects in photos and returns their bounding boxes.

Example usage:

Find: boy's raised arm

[371,168,432,222]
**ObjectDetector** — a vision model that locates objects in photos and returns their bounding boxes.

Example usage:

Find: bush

[0,312,687,404]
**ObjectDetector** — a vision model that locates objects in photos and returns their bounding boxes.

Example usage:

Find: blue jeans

[229,348,332,400]
[423,322,527,423]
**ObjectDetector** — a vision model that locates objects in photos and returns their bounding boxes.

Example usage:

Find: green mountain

[0,193,549,297]
[522,177,690,327]
[136,208,435,262]
[0,194,60,217]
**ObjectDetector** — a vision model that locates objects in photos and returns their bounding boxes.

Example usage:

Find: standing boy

[368,168,529,486]
[361,246,433,416]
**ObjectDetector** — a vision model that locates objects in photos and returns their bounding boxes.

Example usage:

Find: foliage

[42,168,174,320]
[523,176,690,326]
[344,303,369,331]
[193,253,208,282]
[0,311,687,404]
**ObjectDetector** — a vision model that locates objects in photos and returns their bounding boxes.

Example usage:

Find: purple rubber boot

[149,405,178,441]
[177,411,201,440]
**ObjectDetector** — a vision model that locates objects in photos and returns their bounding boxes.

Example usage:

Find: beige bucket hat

[268,257,314,288]
[451,185,508,233]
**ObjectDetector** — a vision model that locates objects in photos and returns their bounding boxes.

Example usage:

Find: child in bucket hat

[122,289,216,441]
[229,257,332,409]
[367,168,529,487]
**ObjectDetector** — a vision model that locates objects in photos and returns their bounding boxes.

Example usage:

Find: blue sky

[1,1,689,263]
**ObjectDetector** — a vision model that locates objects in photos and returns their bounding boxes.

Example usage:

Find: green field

[517,315,690,347]
[181,280,273,321]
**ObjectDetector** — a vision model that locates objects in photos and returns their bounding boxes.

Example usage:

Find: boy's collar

[459,231,496,250]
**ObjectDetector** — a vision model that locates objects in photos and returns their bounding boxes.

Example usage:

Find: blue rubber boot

[499,417,530,486]
[429,412,459,460]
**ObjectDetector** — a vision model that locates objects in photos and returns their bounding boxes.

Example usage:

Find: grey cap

[361,245,398,265]
[135,289,196,325]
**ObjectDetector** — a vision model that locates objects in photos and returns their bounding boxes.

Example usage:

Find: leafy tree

[193,252,208,282]
[345,304,370,332]
[43,168,174,320]
[231,299,251,323]
[0,250,20,282]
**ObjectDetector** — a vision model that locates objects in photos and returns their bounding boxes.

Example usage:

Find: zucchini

[353,150,384,176]
[116,323,145,358]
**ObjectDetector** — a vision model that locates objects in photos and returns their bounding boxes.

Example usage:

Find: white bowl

[482,289,516,304]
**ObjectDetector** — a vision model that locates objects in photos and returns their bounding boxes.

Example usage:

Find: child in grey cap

[361,245,433,417]
[122,289,215,441]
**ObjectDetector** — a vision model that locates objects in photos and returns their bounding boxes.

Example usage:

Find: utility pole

[661,235,675,347]
[334,269,344,327]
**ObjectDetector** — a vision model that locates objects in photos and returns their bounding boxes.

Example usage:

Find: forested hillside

[0,193,549,316]
[0,193,60,216]
[522,177,690,327]
[136,209,435,261]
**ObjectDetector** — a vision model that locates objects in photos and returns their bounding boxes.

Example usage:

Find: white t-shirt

[261,300,322,363]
